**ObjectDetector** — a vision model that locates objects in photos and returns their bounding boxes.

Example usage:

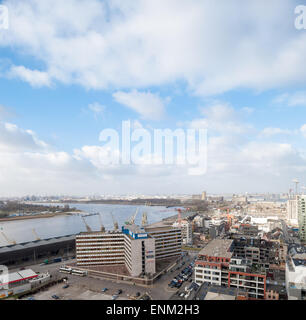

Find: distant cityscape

[0,186,305,301]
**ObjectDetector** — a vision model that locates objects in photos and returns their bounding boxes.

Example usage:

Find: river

[0,203,180,247]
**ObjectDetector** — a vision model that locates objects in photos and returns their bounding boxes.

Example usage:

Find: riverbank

[57,199,183,207]
[0,211,81,222]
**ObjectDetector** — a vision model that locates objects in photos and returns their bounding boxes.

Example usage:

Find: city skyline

[0,0,306,196]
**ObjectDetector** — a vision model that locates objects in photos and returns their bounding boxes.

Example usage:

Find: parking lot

[167,255,196,291]
[14,251,197,300]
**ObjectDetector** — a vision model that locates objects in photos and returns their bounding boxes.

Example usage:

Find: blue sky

[0,0,306,196]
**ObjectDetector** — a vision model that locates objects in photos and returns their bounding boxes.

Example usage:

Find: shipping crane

[141,212,148,227]
[111,213,119,231]
[81,215,92,232]
[177,208,182,227]
[99,214,106,233]
[1,231,16,245]
[32,228,41,241]
[128,208,139,225]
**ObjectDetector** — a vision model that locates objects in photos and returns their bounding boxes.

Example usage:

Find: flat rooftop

[145,221,180,233]
[198,239,234,258]
[124,224,146,234]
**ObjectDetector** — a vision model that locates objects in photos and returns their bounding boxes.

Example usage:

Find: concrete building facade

[297,195,306,242]
[287,197,298,223]
[76,223,181,277]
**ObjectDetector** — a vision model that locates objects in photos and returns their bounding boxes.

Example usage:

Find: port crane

[81,215,92,232]
[126,208,139,225]
[1,231,16,245]
[32,228,41,241]
[99,214,106,232]
[141,212,148,227]
[111,213,119,231]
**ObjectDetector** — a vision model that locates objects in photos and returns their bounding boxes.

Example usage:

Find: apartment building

[195,239,267,299]
[231,237,279,269]
[287,196,298,223]
[297,195,306,242]
[172,220,193,245]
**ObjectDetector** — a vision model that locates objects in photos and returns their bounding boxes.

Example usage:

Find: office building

[76,223,181,277]
[144,223,182,260]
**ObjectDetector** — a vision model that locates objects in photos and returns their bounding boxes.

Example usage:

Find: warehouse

[0,235,75,266]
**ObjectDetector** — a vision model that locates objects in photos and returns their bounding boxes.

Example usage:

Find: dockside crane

[32,228,41,241]
[126,208,139,225]
[1,231,16,245]
[81,215,92,232]
[141,212,148,227]
[99,214,106,233]
[111,213,119,231]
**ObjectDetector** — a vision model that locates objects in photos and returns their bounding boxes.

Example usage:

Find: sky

[0,0,306,196]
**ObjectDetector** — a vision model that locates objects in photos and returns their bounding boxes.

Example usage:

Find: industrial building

[0,235,75,266]
[75,223,181,277]
[0,269,37,298]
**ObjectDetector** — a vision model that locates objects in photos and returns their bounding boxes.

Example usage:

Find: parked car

[112,295,118,300]
[51,295,60,300]
[62,284,69,289]
[135,292,141,297]
[116,289,123,295]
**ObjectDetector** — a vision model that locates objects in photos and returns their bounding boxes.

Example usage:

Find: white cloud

[0,121,48,151]
[273,91,306,107]
[260,127,295,137]
[1,0,305,95]
[113,90,166,120]
[0,112,305,195]
[190,103,252,135]
[8,65,51,88]
[301,124,306,138]
[88,102,106,119]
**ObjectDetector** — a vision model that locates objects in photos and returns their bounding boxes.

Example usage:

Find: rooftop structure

[0,269,37,288]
